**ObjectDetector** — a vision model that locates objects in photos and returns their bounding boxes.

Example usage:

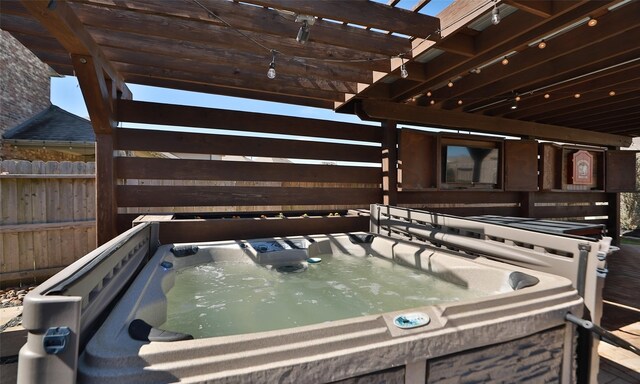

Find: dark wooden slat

[115,128,381,163]
[96,134,117,245]
[530,204,610,219]
[115,157,381,184]
[398,206,521,218]
[606,151,638,193]
[117,185,382,207]
[531,192,609,204]
[151,216,371,244]
[241,0,440,39]
[122,75,334,109]
[117,100,382,143]
[398,191,521,205]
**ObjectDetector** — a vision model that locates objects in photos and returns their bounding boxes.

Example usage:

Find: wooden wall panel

[115,128,381,163]
[504,140,538,191]
[151,216,371,244]
[117,185,381,207]
[115,157,381,184]
[117,100,382,143]
[606,150,637,192]
[398,129,438,190]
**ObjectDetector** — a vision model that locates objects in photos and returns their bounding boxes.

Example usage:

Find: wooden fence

[0,160,96,286]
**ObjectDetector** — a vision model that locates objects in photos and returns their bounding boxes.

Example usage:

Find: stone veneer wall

[0,29,51,138]
[426,326,567,383]
[327,327,569,384]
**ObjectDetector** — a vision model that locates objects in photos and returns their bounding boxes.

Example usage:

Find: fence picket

[0,160,97,286]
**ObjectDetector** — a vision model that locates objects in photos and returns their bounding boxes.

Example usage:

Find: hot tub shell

[17,205,614,383]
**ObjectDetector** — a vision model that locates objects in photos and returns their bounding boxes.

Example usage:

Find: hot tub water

[161,252,494,338]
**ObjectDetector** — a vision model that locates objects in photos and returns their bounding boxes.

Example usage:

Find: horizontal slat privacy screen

[114,100,382,217]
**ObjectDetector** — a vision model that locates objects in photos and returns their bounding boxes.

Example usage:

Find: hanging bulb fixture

[491,2,500,25]
[510,99,518,110]
[457,99,463,105]
[609,90,616,96]
[296,20,310,44]
[267,50,276,79]
[501,56,509,65]
[515,95,521,102]
[426,91,432,97]
[430,100,435,105]
[588,18,598,27]
[447,80,454,88]
[538,40,546,49]
[400,56,409,79]
[544,93,550,99]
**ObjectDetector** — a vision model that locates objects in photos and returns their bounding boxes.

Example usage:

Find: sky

[50,0,455,126]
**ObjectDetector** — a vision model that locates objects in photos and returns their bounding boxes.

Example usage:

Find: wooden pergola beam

[240,0,440,40]
[19,0,129,101]
[359,100,631,148]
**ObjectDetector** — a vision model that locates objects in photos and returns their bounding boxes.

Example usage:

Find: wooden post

[95,134,117,245]
[382,120,398,206]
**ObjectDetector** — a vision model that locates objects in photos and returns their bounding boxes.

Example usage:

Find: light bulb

[426,91,432,97]
[574,93,581,98]
[510,100,518,110]
[267,50,276,79]
[515,95,521,102]
[588,18,598,27]
[447,80,454,88]
[457,100,463,105]
[267,62,276,79]
[538,40,546,49]
[501,57,509,65]
[491,5,500,25]
[609,90,616,96]
[400,63,409,79]
[430,100,435,105]
[544,93,550,99]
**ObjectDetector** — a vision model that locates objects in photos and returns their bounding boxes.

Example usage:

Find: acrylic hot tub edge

[78,233,583,383]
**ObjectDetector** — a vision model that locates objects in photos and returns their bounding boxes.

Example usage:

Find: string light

[457,99,463,105]
[448,80,454,87]
[267,50,276,79]
[501,56,509,65]
[426,91,432,97]
[609,90,616,96]
[430,100,435,105]
[515,95,521,102]
[510,99,518,110]
[399,55,409,79]
[538,40,546,49]
[491,1,500,25]
[574,93,581,98]
[544,93,550,99]
[587,18,598,27]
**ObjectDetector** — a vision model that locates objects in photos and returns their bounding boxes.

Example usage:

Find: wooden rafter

[239,0,440,39]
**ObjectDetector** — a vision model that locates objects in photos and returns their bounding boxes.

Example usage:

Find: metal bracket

[43,327,71,355]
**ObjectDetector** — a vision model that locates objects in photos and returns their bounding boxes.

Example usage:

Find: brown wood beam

[117,100,382,143]
[382,121,398,205]
[113,62,346,102]
[504,0,553,18]
[122,75,334,109]
[19,0,130,98]
[359,100,631,147]
[71,2,389,70]
[72,54,115,134]
[240,0,440,40]
[95,134,117,245]
[426,4,640,109]
[392,1,613,101]
[76,0,410,57]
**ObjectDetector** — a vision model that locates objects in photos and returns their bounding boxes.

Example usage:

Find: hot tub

[76,233,582,383]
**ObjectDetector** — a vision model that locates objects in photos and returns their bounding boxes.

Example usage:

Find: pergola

[1,0,639,244]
